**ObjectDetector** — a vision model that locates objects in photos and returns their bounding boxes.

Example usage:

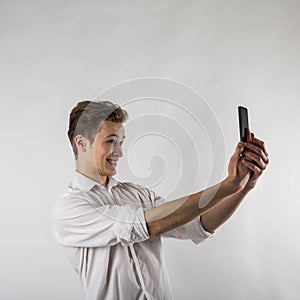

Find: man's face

[92,120,125,179]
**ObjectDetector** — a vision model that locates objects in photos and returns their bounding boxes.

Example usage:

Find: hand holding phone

[237,106,269,181]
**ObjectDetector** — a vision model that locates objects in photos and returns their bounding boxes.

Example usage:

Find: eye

[106,139,124,146]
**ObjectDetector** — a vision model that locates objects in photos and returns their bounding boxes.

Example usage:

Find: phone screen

[238,106,249,142]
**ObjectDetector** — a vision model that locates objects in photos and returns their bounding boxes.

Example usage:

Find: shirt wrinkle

[53,170,214,300]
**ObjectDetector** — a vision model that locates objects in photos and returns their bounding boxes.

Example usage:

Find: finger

[245,139,269,160]
[242,159,263,176]
[249,137,269,157]
[243,143,269,164]
[246,128,251,142]
[247,130,256,144]
[243,150,268,170]
[229,142,245,176]
[230,142,244,166]
[236,142,244,156]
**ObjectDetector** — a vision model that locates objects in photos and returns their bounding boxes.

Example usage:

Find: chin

[97,169,116,177]
[106,169,117,176]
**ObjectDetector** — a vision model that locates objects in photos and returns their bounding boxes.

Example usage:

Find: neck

[76,161,108,186]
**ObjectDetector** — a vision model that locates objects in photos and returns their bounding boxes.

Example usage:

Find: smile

[106,158,118,166]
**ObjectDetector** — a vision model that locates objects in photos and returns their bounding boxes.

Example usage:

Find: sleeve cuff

[191,216,215,245]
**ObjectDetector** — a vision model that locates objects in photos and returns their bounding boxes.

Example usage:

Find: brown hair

[67,100,128,160]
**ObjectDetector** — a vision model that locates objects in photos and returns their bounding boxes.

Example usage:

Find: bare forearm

[200,187,251,233]
[145,178,240,236]
[200,131,270,234]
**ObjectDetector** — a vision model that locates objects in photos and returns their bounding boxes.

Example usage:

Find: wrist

[243,183,255,193]
[223,176,244,194]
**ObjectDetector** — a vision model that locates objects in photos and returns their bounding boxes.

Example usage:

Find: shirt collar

[72,170,119,192]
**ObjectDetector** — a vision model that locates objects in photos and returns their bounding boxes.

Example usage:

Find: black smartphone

[238,106,249,142]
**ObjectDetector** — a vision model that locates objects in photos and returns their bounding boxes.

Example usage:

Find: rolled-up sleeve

[53,194,149,248]
[146,188,214,244]
[161,216,214,244]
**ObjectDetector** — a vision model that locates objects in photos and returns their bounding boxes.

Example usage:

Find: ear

[74,135,88,152]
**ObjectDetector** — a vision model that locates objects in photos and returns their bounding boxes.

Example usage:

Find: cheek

[95,143,113,157]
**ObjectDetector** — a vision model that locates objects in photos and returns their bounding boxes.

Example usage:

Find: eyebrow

[105,134,126,139]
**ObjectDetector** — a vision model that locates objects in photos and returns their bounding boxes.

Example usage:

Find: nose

[113,144,123,158]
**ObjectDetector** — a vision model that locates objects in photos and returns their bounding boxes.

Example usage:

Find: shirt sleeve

[146,188,214,245]
[161,216,214,245]
[53,193,149,248]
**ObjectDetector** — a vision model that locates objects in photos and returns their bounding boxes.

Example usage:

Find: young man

[53,100,269,300]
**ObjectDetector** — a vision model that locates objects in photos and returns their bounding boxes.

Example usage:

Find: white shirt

[53,171,214,300]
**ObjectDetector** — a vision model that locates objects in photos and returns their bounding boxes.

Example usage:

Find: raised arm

[145,141,251,236]
[200,130,269,233]
[146,130,269,236]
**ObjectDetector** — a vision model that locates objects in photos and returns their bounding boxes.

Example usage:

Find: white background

[0,0,299,299]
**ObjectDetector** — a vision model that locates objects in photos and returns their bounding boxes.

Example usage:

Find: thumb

[235,142,244,158]
[229,142,244,174]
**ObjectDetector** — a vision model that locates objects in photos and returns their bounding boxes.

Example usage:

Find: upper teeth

[107,159,117,164]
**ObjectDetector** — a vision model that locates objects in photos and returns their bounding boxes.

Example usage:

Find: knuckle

[256,169,262,176]
[258,148,263,156]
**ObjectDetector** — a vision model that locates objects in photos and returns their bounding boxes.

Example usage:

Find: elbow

[146,221,162,237]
